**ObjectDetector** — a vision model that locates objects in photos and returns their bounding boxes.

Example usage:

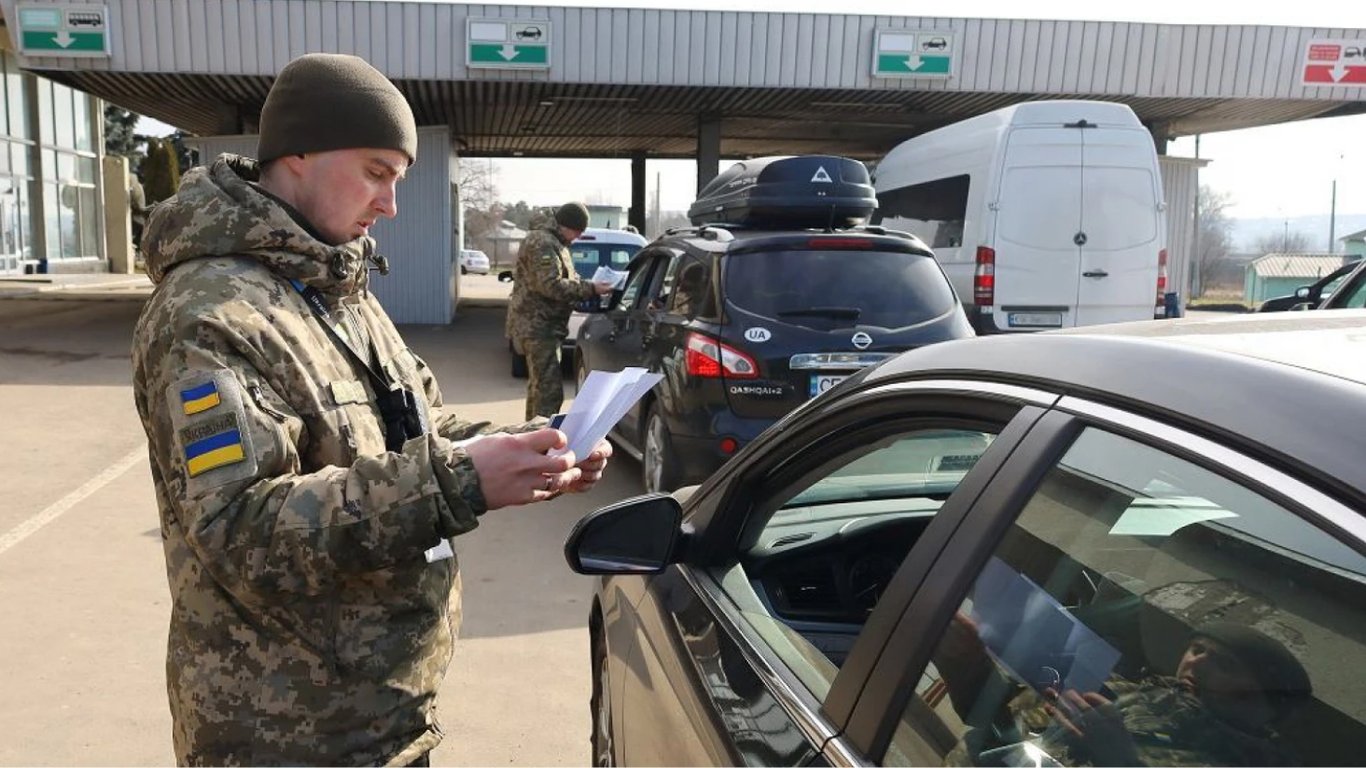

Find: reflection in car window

[618,259,655,310]
[718,426,999,702]
[889,428,1366,768]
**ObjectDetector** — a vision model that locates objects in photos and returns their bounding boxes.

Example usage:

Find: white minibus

[872,100,1168,333]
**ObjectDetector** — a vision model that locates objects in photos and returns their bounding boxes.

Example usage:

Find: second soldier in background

[506,202,614,419]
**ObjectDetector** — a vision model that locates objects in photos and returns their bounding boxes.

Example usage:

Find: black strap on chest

[289,278,427,452]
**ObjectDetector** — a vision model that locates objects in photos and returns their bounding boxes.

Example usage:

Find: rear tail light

[1155,248,1169,318]
[974,246,996,306]
[719,437,740,455]
[685,333,759,379]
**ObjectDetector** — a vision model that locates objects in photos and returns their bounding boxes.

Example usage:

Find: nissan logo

[851,332,873,350]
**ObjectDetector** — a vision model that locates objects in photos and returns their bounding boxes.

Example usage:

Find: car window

[1333,273,1366,309]
[618,257,657,310]
[888,427,1366,768]
[646,253,682,311]
[725,250,957,330]
[570,243,641,279]
[670,254,715,318]
[718,424,1000,701]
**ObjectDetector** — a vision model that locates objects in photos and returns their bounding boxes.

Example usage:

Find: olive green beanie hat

[257,53,417,166]
[555,202,591,231]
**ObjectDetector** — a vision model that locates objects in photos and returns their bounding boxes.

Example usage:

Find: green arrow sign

[22,30,105,53]
[876,53,951,76]
[470,43,548,66]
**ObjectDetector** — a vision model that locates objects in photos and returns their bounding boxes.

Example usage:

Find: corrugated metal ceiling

[46,70,1366,159]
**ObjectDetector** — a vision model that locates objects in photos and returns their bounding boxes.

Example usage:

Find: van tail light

[974,246,996,306]
[686,333,759,379]
[1155,249,1169,318]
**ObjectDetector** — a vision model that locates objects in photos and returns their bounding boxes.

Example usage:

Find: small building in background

[476,220,527,269]
[1341,228,1366,259]
[587,204,626,230]
[1244,253,1360,304]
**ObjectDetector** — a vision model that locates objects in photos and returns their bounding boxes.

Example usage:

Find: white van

[872,100,1168,333]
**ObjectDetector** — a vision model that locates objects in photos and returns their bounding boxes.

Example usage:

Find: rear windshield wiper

[777,307,862,320]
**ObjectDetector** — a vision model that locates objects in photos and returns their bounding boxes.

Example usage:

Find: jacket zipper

[247,383,290,422]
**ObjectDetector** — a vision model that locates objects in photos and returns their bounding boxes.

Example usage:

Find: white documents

[551,367,663,461]
[591,266,630,289]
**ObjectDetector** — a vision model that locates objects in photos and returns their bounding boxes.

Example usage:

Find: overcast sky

[142,0,1365,221]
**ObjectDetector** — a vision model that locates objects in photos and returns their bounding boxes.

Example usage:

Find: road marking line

[0,444,146,557]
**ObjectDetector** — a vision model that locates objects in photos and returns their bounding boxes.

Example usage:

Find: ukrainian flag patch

[180,381,221,415]
[180,413,246,477]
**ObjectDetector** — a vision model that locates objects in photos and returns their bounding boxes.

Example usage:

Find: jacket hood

[141,154,374,295]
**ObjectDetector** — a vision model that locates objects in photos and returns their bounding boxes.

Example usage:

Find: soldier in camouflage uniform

[505,202,614,419]
[934,615,1310,766]
[130,53,612,767]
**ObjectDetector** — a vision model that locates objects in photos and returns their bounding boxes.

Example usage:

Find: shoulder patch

[165,369,259,492]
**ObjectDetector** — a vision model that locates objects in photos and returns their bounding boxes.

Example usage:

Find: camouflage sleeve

[523,232,597,303]
[143,326,487,598]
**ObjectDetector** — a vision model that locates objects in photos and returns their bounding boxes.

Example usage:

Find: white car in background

[460,248,491,275]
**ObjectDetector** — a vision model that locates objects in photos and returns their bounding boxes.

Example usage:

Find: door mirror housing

[564,494,685,575]
[498,270,514,283]
[1295,286,1312,299]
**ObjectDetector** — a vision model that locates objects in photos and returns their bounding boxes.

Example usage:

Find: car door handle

[1082,269,1109,278]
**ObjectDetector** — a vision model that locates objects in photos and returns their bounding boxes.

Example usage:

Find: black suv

[574,155,974,493]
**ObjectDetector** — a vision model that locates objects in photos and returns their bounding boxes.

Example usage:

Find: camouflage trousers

[521,337,564,420]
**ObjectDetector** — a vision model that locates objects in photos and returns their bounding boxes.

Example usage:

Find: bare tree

[1193,186,1236,295]
[1253,229,1315,255]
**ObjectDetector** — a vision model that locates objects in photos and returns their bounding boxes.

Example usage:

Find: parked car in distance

[1257,258,1361,312]
[575,155,973,493]
[567,310,1366,768]
[459,248,490,275]
[505,227,648,378]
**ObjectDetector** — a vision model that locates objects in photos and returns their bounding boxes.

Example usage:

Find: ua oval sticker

[744,327,772,343]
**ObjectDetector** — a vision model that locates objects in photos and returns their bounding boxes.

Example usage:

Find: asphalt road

[0,296,643,766]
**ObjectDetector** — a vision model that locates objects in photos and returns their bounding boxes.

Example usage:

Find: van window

[873,175,970,249]
[570,244,640,279]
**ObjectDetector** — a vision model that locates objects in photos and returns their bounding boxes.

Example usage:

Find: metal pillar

[697,113,721,193]
[629,152,646,234]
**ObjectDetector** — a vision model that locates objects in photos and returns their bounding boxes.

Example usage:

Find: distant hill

[1229,214,1366,252]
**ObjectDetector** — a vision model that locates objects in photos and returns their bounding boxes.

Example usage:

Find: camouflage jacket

[1009,676,1294,767]
[504,215,596,341]
[132,154,523,766]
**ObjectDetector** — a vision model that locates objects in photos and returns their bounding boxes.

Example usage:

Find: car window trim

[1056,395,1366,549]
[679,564,849,759]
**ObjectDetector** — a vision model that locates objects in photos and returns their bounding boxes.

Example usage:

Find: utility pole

[653,171,661,238]
[1330,178,1338,254]
[1192,135,1202,298]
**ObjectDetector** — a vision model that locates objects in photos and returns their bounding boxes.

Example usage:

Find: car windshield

[570,243,638,279]
[725,249,958,329]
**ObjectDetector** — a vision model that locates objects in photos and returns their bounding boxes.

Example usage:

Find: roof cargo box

[688,155,877,229]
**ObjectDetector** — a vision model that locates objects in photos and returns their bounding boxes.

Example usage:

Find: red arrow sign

[1303,64,1366,85]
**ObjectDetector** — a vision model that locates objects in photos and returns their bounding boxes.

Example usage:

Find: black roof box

[688,155,877,229]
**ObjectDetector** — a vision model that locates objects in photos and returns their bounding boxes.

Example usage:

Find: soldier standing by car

[506,202,614,419]
[130,53,612,766]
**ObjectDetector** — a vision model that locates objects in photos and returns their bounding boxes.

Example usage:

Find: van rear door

[991,126,1084,330]
[1075,128,1163,326]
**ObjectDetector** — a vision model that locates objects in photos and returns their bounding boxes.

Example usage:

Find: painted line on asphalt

[0,444,146,557]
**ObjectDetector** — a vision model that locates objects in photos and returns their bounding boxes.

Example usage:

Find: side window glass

[1343,277,1366,309]
[618,258,655,310]
[569,245,601,280]
[610,248,635,269]
[890,427,1366,768]
[671,256,711,318]
[718,425,999,701]
[648,253,682,311]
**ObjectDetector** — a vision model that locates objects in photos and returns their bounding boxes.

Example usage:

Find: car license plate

[810,374,848,397]
[1008,312,1063,328]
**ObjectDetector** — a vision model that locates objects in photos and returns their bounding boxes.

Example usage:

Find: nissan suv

[573,223,974,492]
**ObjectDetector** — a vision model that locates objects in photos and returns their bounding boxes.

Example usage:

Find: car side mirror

[1295,286,1311,299]
[564,494,684,575]
[498,270,514,283]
